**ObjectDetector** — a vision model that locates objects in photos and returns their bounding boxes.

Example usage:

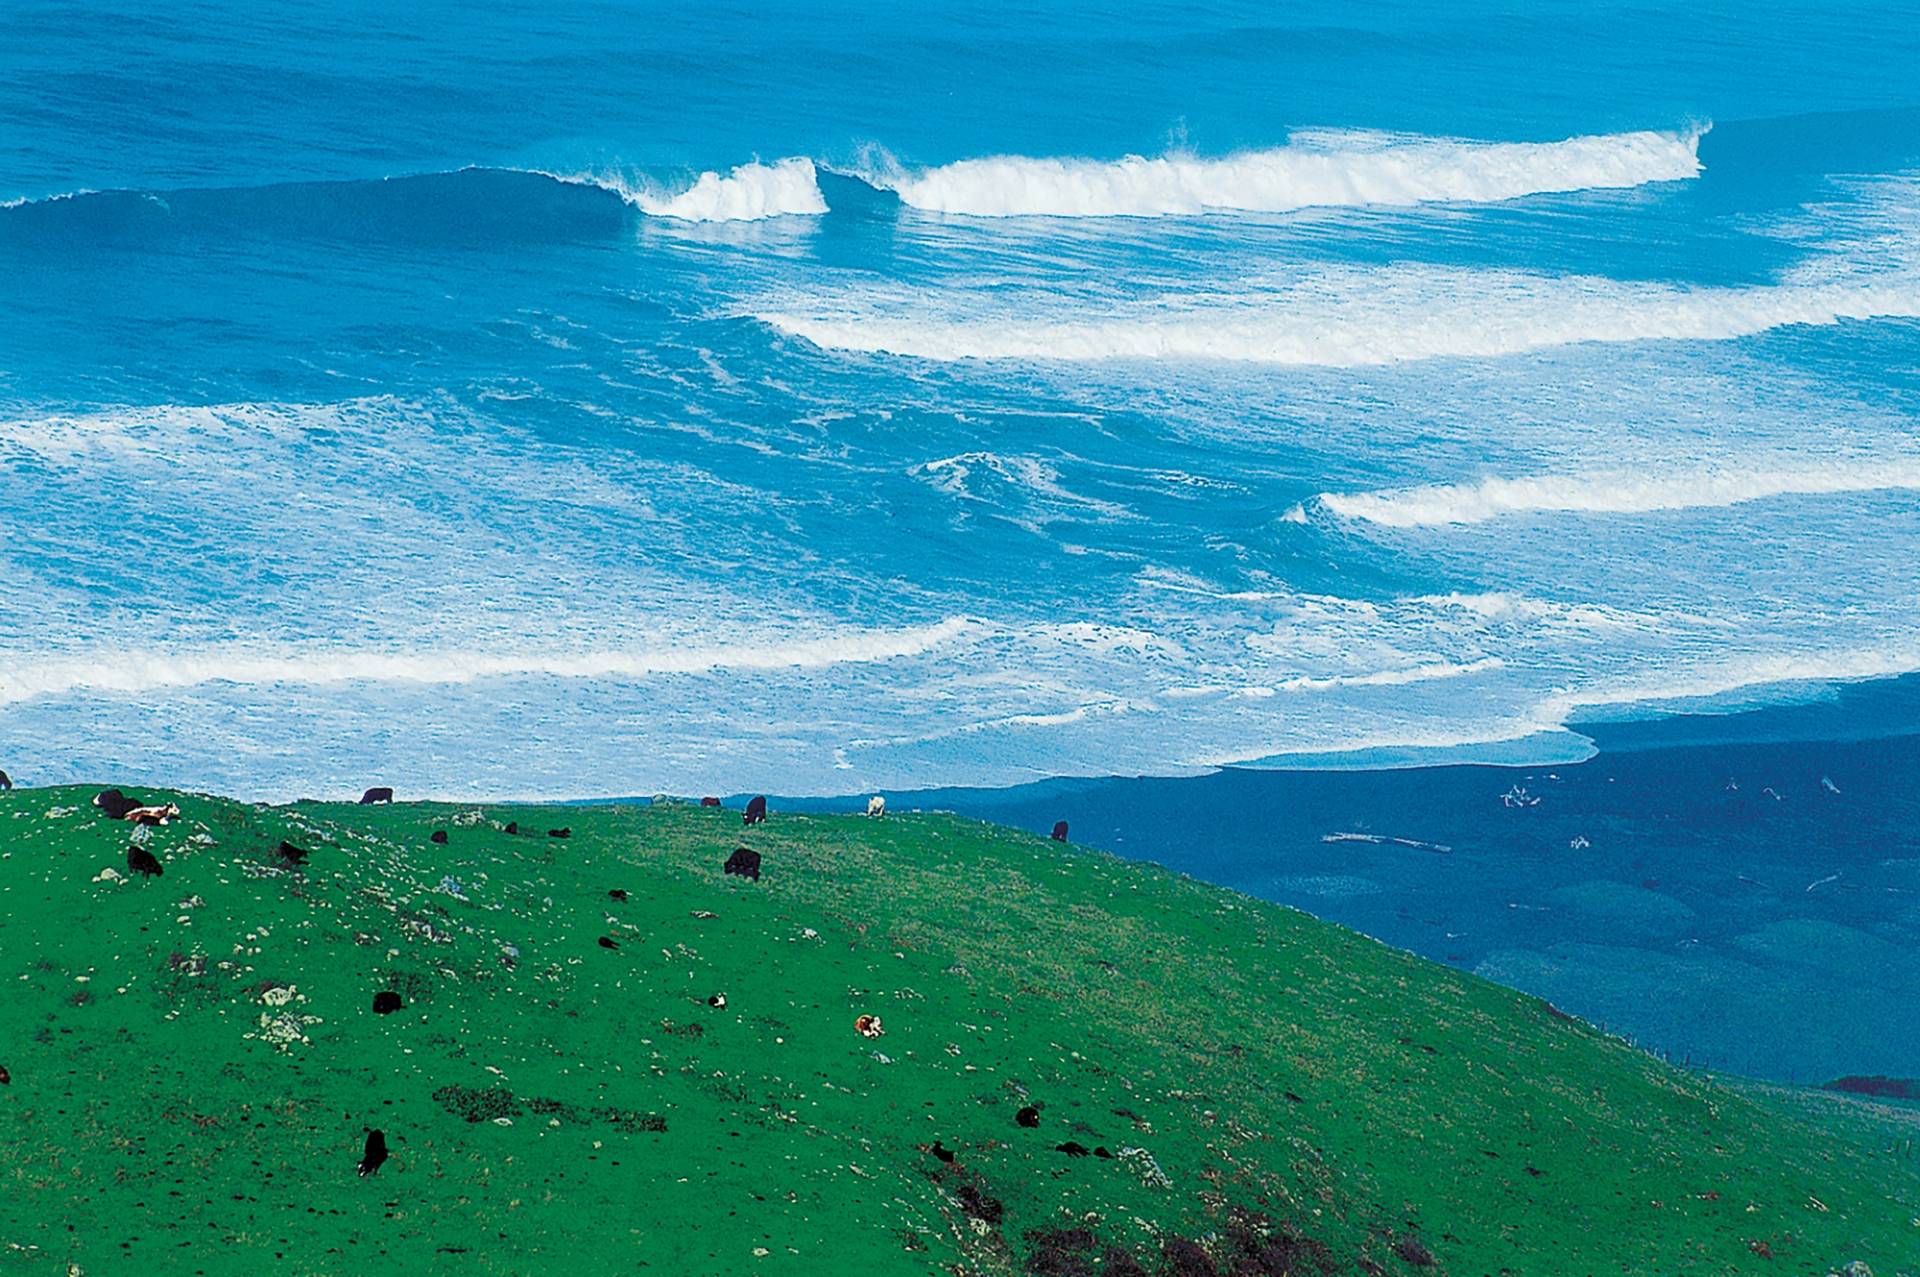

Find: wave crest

[0,618,978,706]
[759,270,1920,366]
[869,128,1703,218]
[1312,459,1920,527]
[562,157,827,222]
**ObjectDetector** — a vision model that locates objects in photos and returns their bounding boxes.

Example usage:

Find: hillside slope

[1,787,1916,1275]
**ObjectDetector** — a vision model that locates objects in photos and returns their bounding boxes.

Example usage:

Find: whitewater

[3,0,1920,799]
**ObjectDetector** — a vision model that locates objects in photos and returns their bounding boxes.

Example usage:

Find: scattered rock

[433,1084,520,1124]
[1393,1237,1436,1267]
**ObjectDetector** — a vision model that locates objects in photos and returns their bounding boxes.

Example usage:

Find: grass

[1,785,1916,1275]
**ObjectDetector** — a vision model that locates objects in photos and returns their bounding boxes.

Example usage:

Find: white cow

[866,795,886,818]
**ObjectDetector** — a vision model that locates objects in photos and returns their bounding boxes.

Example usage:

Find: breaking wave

[868,128,1704,218]
[0,618,979,706]
[758,269,1920,365]
[562,156,827,222]
[1310,458,1920,527]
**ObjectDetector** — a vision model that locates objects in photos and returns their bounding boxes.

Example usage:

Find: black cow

[275,840,310,867]
[1015,1105,1041,1128]
[700,796,722,808]
[504,821,519,835]
[357,1129,388,1177]
[742,795,767,826]
[0,769,11,790]
[1051,820,1069,843]
[547,827,571,839]
[0,1064,10,1085]
[429,830,448,845]
[359,787,394,805]
[598,936,620,950]
[126,845,164,878]
[608,889,629,902]
[94,789,140,820]
[372,991,403,1015]
[724,846,762,881]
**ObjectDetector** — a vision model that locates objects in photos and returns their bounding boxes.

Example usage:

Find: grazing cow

[1050,820,1069,843]
[275,840,310,867]
[707,992,727,1008]
[359,787,394,805]
[853,1013,884,1039]
[1015,1105,1041,1128]
[0,769,11,790]
[357,1129,388,1177]
[742,795,767,826]
[700,796,722,808]
[125,803,180,826]
[866,795,886,818]
[126,845,164,878]
[429,830,448,845]
[0,1063,9,1084]
[547,827,570,839]
[598,936,619,950]
[929,1141,956,1164]
[503,821,519,835]
[1055,1141,1091,1157]
[724,846,761,881]
[608,888,629,902]
[372,991,403,1015]
[94,789,140,820]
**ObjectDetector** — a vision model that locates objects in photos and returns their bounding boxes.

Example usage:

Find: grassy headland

[2,787,1916,1275]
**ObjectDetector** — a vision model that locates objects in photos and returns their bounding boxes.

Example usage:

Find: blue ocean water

[3,1,1919,799]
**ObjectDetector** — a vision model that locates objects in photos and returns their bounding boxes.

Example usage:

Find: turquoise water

[3,2,1919,799]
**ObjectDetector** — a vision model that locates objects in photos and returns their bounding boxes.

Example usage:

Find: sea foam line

[1307,458,1920,527]
[0,618,978,706]
[868,128,1704,218]
[759,271,1920,366]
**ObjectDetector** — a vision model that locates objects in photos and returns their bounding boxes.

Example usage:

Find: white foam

[759,269,1920,366]
[570,157,827,222]
[870,129,1703,218]
[0,618,978,707]
[1315,458,1920,527]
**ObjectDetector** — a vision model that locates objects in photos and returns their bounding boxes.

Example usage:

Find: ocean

[3,0,1919,801]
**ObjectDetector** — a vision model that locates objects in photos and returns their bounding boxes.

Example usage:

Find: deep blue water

[3,2,1920,799]
[858,676,1920,1083]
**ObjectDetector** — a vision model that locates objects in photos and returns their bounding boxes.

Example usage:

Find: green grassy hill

[2,787,1916,1276]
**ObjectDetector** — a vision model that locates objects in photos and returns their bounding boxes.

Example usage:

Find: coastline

[764,670,1920,1085]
